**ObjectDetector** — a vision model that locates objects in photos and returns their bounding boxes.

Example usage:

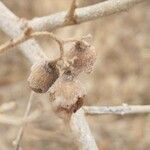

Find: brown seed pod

[49,71,86,120]
[28,60,59,93]
[67,40,96,75]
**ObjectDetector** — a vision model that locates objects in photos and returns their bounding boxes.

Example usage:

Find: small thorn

[65,0,77,24]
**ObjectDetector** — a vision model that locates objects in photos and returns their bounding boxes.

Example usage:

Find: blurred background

[0,0,150,150]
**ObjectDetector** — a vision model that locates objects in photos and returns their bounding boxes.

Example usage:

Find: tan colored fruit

[28,60,59,93]
[67,40,96,75]
[49,71,86,120]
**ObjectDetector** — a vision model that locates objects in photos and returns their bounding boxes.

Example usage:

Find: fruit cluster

[28,39,96,119]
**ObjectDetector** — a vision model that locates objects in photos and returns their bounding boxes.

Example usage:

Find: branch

[0,2,98,150]
[83,104,150,115]
[0,2,47,63]
[29,0,146,31]
[70,108,98,150]
[1,104,150,127]
[0,29,64,60]
[0,29,91,61]
[65,0,77,24]
[13,91,35,150]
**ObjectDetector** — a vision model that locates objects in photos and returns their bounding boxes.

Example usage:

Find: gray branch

[70,109,98,150]
[83,104,150,115]
[29,0,146,31]
[0,2,47,63]
[0,2,97,150]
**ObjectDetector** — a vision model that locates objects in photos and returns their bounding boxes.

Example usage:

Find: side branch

[65,0,77,24]
[0,29,91,61]
[83,105,150,115]
[0,2,47,63]
[0,29,64,57]
[29,0,146,31]
[13,92,35,150]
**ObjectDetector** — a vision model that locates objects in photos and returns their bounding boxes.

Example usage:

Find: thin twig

[0,29,91,61]
[0,2,47,63]
[0,104,150,127]
[0,29,62,53]
[13,91,35,150]
[65,0,77,24]
[83,104,150,115]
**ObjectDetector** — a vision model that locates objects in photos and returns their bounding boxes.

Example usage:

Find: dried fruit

[67,40,96,75]
[49,71,86,120]
[28,60,59,93]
